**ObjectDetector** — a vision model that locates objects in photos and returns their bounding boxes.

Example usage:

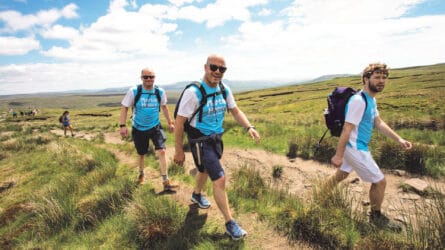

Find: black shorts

[189,133,224,181]
[132,125,166,155]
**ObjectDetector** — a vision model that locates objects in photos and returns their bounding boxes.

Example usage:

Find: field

[0,63,444,249]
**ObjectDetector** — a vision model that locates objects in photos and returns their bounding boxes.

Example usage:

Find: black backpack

[133,84,161,111]
[59,115,63,123]
[317,87,367,145]
[174,81,228,132]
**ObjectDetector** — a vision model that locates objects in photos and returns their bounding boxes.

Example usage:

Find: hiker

[326,63,412,231]
[120,67,177,191]
[61,111,74,137]
[173,54,260,240]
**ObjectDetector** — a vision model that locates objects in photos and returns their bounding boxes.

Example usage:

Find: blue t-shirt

[176,81,236,136]
[344,91,379,151]
[121,85,167,131]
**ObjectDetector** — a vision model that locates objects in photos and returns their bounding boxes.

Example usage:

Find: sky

[0,0,444,95]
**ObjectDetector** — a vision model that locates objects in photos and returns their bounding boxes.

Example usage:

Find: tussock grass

[229,163,445,249]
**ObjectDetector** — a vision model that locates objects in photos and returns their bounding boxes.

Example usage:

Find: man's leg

[138,154,145,184]
[369,177,386,211]
[156,149,167,176]
[194,171,208,194]
[324,169,349,192]
[212,176,232,222]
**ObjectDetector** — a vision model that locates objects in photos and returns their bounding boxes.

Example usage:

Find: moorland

[0,63,444,249]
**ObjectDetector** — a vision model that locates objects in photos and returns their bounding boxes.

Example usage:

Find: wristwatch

[120,124,126,128]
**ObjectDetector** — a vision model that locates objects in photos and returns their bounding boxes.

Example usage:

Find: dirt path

[51,130,445,248]
[103,140,299,249]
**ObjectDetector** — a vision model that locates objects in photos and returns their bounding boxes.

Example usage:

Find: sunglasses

[208,64,227,73]
[142,75,155,79]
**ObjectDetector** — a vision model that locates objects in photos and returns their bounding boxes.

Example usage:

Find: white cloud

[175,0,268,28]
[0,36,39,55]
[221,0,445,81]
[40,24,79,40]
[258,8,272,17]
[0,4,78,33]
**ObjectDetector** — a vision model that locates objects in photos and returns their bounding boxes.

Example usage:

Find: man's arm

[173,115,188,166]
[374,116,412,149]
[229,106,260,143]
[161,105,175,133]
[331,122,355,168]
[120,106,129,138]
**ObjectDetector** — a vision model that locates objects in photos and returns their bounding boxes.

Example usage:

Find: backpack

[133,84,161,111]
[174,81,228,132]
[59,115,63,123]
[317,87,367,145]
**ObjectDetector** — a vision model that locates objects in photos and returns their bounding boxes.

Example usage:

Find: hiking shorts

[132,125,166,155]
[189,134,224,181]
[340,146,384,183]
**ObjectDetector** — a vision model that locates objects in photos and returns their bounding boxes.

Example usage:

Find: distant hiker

[120,67,177,191]
[61,110,74,137]
[173,54,260,240]
[325,63,412,231]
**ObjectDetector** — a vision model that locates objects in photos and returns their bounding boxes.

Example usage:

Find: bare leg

[324,169,349,192]
[370,177,386,211]
[213,176,232,222]
[194,171,208,194]
[156,149,167,176]
[138,154,144,172]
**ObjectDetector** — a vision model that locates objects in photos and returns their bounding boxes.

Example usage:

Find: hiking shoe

[137,174,145,185]
[163,179,179,191]
[370,211,402,232]
[191,192,211,209]
[225,220,247,240]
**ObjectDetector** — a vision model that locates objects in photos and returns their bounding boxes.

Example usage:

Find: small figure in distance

[61,110,74,137]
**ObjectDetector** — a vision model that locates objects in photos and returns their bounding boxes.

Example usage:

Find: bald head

[206,54,225,65]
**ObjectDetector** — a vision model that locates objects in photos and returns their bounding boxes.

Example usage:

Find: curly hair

[362,63,389,83]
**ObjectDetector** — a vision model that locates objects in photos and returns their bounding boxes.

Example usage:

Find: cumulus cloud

[0,36,40,55]
[0,3,78,33]
[40,24,79,40]
[221,0,445,80]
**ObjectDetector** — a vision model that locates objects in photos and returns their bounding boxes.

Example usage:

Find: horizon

[1,0,445,95]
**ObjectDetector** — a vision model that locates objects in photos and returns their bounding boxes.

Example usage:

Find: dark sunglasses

[208,64,227,73]
[142,75,155,79]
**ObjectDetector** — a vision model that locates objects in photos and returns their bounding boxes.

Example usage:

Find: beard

[369,83,384,93]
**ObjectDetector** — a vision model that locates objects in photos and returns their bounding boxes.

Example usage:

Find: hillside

[0,63,444,249]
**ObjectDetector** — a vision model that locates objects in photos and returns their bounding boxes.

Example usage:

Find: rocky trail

[51,129,445,249]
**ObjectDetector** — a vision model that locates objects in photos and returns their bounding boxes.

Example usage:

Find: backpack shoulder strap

[359,91,368,112]
[174,81,204,120]
[133,84,143,108]
[154,85,161,111]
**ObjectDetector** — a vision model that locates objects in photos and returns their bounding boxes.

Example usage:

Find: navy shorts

[189,134,224,181]
[132,125,166,155]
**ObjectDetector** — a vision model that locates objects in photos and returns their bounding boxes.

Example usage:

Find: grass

[0,63,444,248]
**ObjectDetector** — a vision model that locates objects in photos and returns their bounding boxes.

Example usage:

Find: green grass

[1,63,444,248]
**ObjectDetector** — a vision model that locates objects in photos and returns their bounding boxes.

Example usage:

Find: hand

[174,150,185,166]
[248,128,261,144]
[398,138,412,150]
[331,154,343,168]
[120,127,128,138]
[168,123,175,133]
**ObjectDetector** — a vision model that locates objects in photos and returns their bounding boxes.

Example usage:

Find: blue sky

[1,0,444,95]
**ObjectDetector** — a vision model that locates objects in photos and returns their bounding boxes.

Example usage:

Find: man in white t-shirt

[327,63,412,231]
[120,67,177,191]
[174,54,260,240]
